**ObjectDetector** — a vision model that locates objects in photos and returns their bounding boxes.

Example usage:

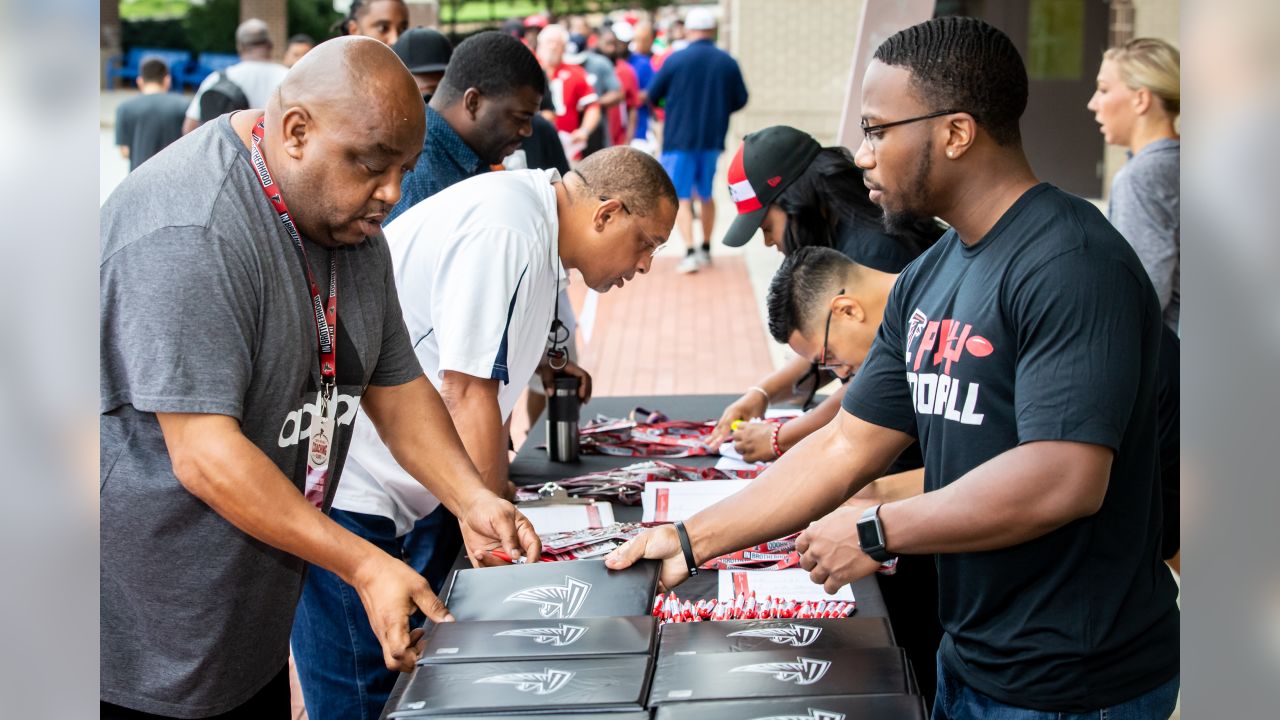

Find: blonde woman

[1088,38,1181,331]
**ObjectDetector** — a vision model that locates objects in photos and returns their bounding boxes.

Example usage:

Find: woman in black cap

[709,125,944,454]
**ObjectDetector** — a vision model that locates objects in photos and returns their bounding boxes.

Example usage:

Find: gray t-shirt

[100,115,423,717]
[114,92,189,172]
[1109,137,1180,330]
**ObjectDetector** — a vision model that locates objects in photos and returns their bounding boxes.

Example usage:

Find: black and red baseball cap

[723,125,822,247]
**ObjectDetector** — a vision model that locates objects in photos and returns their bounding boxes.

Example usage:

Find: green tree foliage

[182,0,239,53]
[182,0,340,54]
[288,0,342,44]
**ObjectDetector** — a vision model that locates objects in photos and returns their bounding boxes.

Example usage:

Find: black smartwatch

[856,504,896,563]
[673,520,699,576]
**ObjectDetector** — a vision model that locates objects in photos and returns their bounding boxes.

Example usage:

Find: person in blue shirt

[627,21,657,147]
[647,8,748,273]
[386,31,546,223]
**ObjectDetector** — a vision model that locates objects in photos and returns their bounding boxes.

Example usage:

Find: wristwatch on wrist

[673,520,699,576]
[856,504,897,563]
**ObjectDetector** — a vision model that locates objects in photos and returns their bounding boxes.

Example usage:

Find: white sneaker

[697,247,711,267]
[676,252,701,274]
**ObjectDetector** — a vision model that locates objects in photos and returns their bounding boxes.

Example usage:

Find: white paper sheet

[520,502,615,536]
[715,442,765,472]
[641,480,751,523]
[714,455,765,472]
[717,568,856,602]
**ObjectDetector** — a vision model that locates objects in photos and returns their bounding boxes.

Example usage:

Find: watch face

[856,516,882,550]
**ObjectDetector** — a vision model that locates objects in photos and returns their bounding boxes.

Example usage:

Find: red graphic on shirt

[911,318,994,375]
[965,335,994,358]
[767,176,782,187]
[903,309,993,427]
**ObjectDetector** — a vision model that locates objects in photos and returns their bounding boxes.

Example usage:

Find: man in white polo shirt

[294,146,676,720]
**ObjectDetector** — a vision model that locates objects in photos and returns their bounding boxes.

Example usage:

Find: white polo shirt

[335,169,565,534]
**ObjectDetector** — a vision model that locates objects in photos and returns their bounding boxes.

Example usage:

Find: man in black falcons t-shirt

[606,17,1178,719]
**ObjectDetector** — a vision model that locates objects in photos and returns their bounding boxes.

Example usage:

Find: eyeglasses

[817,288,845,371]
[860,109,962,147]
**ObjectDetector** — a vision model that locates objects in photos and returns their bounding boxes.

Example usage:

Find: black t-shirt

[1156,326,1179,559]
[114,92,190,172]
[521,114,571,176]
[842,183,1179,711]
[833,218,918,274]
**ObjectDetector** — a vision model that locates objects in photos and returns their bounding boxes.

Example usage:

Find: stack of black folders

[388,559,659,719]
[648,616,928,719]
[388,559,927,719]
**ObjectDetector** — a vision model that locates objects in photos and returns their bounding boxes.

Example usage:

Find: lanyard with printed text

[249,116,338,506]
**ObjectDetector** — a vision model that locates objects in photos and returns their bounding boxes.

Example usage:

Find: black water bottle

[547,373,581,463]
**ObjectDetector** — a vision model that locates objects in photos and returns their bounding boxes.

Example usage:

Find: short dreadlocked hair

[873,16,1028,146]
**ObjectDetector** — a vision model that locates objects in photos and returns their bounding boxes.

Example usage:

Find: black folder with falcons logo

[653,694,927,720]
[424,707,655,712]
[387,655,653,717]
[657,617,894,656]
[418,615,657,664]
[647,647,910,705]
[442,558,661,621]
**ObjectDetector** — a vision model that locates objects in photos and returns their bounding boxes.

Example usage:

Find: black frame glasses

[817,288,845,371]
[860,109,962,141]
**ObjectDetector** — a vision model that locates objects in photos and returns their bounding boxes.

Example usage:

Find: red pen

[489,550,527,564]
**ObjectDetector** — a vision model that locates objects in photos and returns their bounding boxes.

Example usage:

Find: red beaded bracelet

[769,422,784,459]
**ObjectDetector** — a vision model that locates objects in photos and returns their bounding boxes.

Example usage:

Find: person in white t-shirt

[296,146,676,720]
[182,18,289,133]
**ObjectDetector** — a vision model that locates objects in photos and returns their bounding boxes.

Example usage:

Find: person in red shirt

[535,23,600,160]
[600,25,641,147]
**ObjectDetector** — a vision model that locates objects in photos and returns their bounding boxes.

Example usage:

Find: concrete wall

[724,0,1177,200]
[725,0,864,146]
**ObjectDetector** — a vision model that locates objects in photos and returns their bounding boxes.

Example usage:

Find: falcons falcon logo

[474,668,575,695]
[906,308,929,356]
[494,623,589,647]
[504,577,591,618]
[749,710,846,720]
[727,624,823,647]
[730,657,832,685]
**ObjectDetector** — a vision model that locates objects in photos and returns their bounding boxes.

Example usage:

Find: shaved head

[269,35,422,143]
[261,36,425,248]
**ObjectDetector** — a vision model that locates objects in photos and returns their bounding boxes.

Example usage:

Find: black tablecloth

[381,394,891,718]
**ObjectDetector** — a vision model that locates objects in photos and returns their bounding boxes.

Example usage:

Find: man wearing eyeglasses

[606,17,1178,720]
[306,146,674,719]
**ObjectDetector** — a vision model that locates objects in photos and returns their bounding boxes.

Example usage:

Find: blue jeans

[931,653,1179,720]
[291,506,461,720]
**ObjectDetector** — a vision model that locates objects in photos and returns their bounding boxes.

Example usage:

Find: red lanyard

[578,417,720,458]
[249,116,338,390]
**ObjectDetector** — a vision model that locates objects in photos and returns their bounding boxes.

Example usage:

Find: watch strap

[673,520,699,576]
